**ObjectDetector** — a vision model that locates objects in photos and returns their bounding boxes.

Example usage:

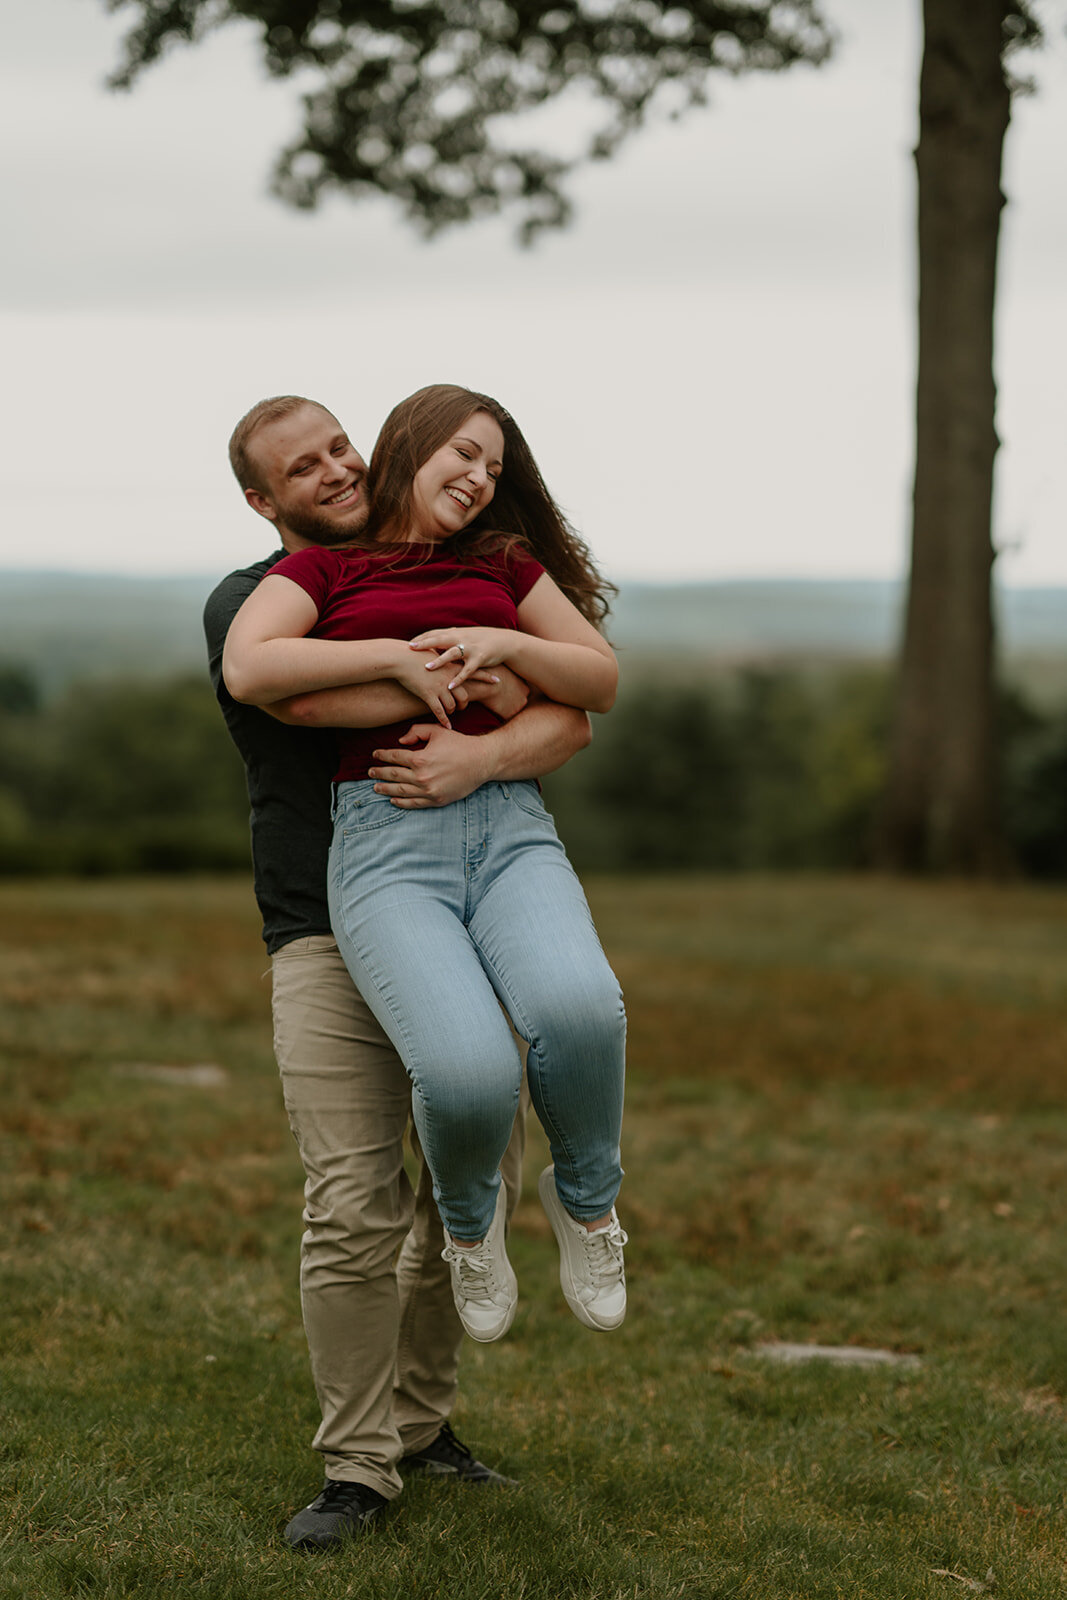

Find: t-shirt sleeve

[203,569,261,703]
[272,546,342,612]
[505,544,546,605]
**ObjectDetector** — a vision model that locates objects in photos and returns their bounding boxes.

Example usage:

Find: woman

[224,385,627,1343]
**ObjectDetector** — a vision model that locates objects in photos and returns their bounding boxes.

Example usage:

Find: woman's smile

[409,410,505,539]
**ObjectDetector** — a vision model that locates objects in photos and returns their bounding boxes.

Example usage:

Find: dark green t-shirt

[203,552,337,954]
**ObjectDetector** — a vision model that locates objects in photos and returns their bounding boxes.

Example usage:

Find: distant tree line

[0,667,249,875]
[1,661,1066,879]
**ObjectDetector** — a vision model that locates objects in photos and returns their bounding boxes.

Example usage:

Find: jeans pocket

[506,780,549,820]
[337,785,407,836]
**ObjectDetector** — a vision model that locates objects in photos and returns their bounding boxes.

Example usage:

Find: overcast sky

[2,1,1064,586]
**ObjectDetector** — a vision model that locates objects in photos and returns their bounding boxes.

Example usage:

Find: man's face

[246,404,369,549]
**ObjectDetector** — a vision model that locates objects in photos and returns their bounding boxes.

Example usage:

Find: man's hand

[370,698,592,808]
[460,663,530,721]
[369,725,494,808]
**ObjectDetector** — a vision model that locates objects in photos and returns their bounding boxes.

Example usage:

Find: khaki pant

[271,935,527,1500]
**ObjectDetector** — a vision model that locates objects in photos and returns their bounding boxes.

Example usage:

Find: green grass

[1,874,1065,1598]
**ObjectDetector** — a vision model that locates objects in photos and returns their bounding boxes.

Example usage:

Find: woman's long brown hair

[364,384,615,628]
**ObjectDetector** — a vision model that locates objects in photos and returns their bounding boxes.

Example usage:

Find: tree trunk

[878,0,1012,873]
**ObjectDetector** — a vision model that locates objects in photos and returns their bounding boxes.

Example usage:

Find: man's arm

[263,666,531,728]
[367,701,592,810]
[265,682,426,727]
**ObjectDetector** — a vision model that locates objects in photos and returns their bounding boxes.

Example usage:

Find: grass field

[1,874,1064,1599]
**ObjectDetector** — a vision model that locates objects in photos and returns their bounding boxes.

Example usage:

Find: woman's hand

[409,626,513,691]
[387,645,464,727]
[390,647,508,727]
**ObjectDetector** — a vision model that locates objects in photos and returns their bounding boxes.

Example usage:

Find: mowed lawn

[1,874,1064,1599]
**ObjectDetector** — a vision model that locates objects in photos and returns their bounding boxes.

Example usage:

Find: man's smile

[322,482,363,507]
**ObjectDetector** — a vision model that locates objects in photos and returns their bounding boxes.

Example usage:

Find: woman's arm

[410,572,618,714]
[222,572,463,726]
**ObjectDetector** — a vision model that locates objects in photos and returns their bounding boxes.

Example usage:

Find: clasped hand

[397,632,517,728]
[409,627,513,693]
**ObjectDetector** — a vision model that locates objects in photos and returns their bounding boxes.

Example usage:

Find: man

[203,394,592,1550]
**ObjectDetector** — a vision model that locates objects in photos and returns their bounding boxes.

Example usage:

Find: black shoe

[284,1479,389,1549]
[401,1421,516,1486]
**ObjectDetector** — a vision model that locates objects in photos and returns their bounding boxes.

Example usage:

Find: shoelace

[442,1240,506,1303]
[431,1422,472,1464]
[580,1218,628,1285]
[316,1479,380,1512]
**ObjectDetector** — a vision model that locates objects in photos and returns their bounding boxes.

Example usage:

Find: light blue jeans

[328,780,626,1241]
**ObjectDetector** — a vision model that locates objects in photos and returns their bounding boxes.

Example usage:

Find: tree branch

[103,0,834,237]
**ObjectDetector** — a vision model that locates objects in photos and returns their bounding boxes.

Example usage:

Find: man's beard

[278,498,370,547]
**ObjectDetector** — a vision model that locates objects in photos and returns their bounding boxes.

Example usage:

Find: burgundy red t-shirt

[273,540,545,782]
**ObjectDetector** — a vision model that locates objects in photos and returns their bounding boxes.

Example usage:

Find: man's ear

[245,487,279,522]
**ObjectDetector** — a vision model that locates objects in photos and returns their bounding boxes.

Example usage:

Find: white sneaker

[538,1166,628,1331]
[441,1183,517,1343]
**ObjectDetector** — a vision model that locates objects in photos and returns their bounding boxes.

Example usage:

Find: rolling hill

[2,570,1065,696]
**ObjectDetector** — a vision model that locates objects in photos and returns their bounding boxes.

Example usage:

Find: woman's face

[409,410,505,540]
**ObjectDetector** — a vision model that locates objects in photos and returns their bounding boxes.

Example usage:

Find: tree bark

[878,0,1012,873]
